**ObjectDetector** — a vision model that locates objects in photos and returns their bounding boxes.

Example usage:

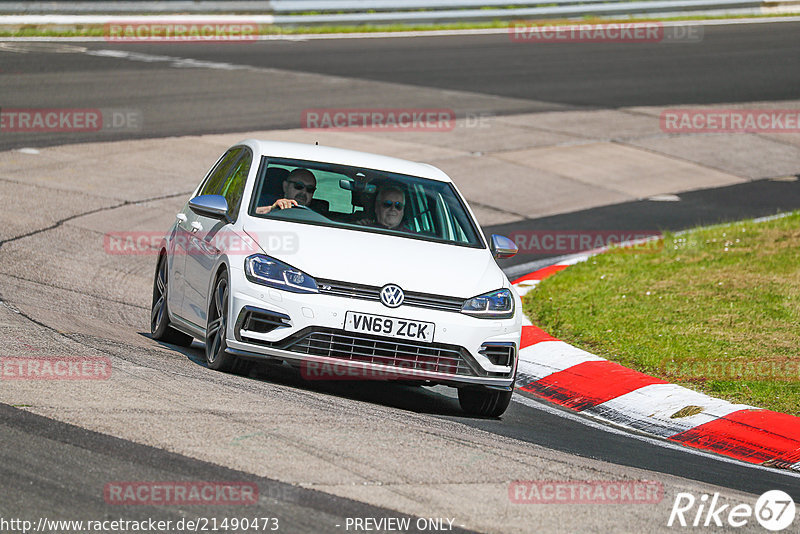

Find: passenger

[255,168,316,214]
[359,185,410,231]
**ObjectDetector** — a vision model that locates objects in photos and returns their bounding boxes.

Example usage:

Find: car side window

[407,184,435,234]
[220,149,252,221]
[199,148,243,197]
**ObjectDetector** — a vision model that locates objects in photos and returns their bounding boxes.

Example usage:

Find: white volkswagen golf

[152,140,522,417]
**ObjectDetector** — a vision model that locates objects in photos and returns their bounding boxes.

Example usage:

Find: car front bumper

[226,265,521,388]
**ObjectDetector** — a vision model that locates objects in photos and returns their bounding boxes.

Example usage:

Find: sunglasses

[381,201,404,210]
[289,180,316,194]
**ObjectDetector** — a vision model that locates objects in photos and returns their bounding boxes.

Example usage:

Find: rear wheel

[458,387,513,418]
[205,271,252,375]
[151,255,194,347]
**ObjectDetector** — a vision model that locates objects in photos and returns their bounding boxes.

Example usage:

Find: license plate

[344,311,435,343]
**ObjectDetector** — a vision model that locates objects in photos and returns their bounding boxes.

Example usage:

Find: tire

[205,270,252,376]
[458,387,513,418]
[151,255,194,347]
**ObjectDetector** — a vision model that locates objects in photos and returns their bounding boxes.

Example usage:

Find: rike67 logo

[668,490,796,531]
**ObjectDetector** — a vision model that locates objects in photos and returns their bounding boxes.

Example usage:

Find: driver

[256,168,316,214]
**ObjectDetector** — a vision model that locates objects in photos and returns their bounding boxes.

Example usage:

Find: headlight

[245,254,318,293]
[461,288,514,319]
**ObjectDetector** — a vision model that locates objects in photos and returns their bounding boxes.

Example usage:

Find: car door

[182,147,252,329]
[175,147,243,326]
[166,202,194,319]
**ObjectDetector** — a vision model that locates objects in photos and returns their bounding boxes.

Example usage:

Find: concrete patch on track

[0,178,118,242]
[627,132,800,180]
[494,142,747,199]
[496,108,665,140]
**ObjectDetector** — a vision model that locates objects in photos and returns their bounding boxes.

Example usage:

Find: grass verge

[1,13,799,38]
[523,212,800,416]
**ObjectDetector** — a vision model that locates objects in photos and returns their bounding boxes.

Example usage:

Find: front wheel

[458,387,513,418]
[205,271,252,375]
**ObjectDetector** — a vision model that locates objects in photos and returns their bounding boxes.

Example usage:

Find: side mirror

[490,234,518,259]
[188,195,229,221]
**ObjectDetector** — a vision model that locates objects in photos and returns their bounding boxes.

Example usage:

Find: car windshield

[248,156,485,248]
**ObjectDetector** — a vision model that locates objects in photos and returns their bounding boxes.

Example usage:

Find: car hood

[243,221,504,298]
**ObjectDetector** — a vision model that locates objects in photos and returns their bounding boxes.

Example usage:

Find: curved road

[1,20,799,533]
[0,20,799,150]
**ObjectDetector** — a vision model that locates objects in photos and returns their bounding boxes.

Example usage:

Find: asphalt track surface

[0,404,468,534]
[495,177,800,270]
[1,20,799,150]
[2,21,800,532]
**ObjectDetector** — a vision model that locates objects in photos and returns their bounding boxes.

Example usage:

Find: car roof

[242,139,453,183]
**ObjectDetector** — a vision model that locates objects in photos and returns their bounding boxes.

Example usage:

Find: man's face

[376,189,405,229]
[282,173,316,206]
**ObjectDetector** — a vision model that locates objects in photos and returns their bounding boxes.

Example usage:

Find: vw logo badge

[380,284,404,308]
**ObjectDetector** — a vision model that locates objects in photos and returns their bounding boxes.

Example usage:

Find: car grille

[316,279,465,313]
[284,328,476,377]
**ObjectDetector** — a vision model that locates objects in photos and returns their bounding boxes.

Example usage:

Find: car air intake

[236,306,291,342]
[479,343,515,367]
